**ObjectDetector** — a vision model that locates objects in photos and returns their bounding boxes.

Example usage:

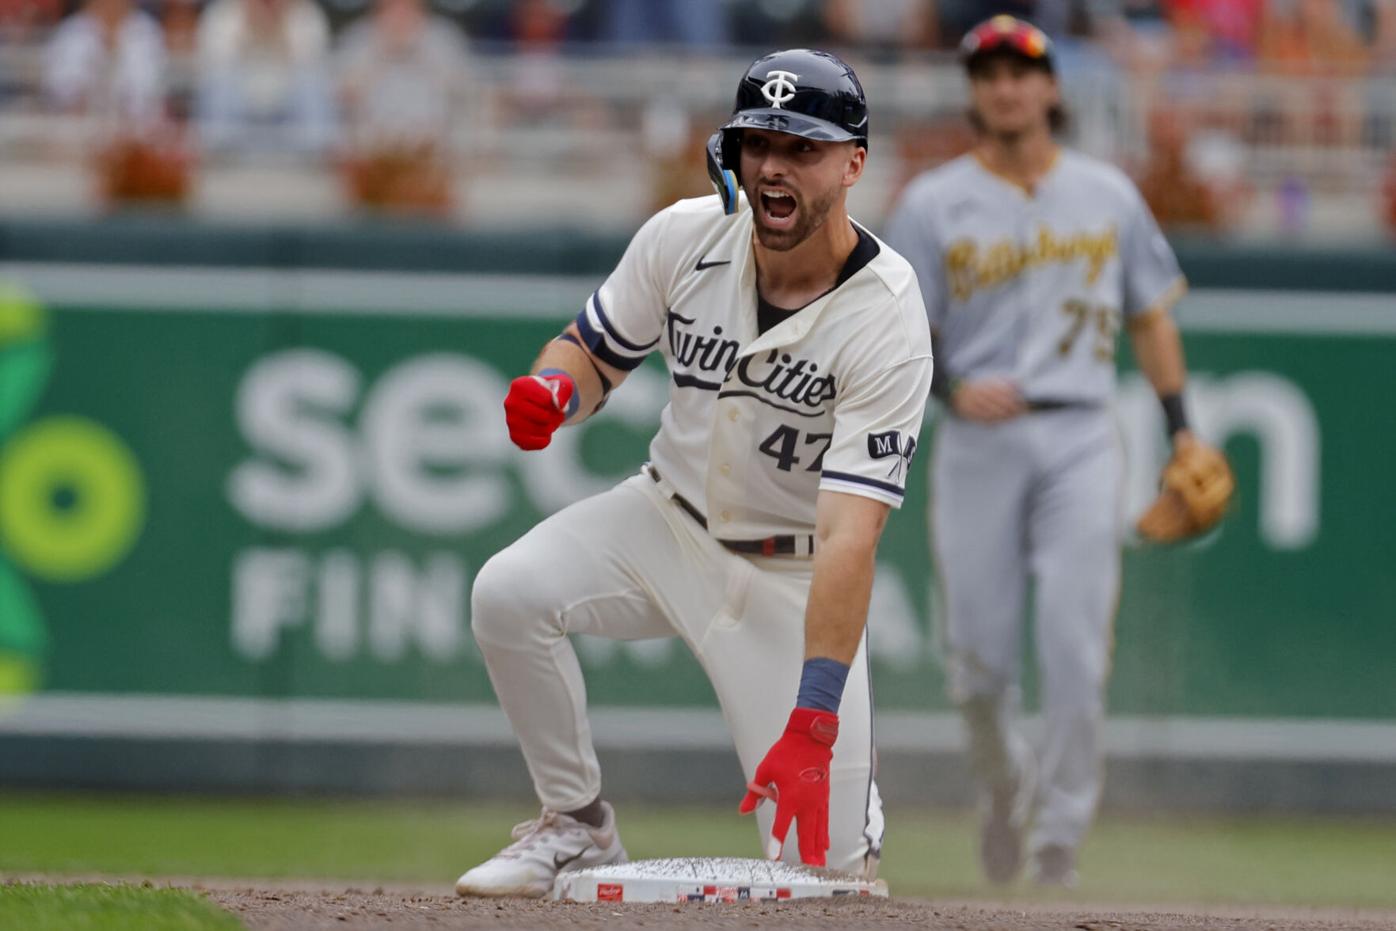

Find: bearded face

[739,130,859,252]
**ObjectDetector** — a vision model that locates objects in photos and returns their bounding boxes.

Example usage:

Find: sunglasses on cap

[960,15,1054,71]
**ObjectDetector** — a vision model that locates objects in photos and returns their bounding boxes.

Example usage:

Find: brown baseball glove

[1136,439,1235,543]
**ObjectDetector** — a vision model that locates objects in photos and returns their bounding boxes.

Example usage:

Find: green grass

[2,793,1394,909]
[0,883,243,931]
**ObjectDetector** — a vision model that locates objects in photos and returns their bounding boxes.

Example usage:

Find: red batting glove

[739,707,838,867]
[503,373,575,450]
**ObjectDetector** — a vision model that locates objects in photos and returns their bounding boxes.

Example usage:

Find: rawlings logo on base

[674,885,794,903]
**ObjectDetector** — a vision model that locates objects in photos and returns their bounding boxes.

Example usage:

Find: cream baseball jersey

[575,194,933,538]
[884,150,1185,404]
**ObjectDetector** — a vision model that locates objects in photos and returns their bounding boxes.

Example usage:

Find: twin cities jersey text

[575,194,933,538]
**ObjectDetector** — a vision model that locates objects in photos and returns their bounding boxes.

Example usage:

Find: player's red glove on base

[739,707,838,867]
[504,372,575,450]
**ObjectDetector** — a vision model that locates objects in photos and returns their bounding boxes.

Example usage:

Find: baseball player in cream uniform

[456,49,932,898]
[885,16,1206,887]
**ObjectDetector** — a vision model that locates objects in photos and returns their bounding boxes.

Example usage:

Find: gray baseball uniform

[884,149,1184,854]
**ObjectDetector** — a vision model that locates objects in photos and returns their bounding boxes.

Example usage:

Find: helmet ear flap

[721,128,742,177]
[706,129,741,216]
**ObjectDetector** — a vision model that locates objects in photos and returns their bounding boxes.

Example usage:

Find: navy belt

[645,465,814,557]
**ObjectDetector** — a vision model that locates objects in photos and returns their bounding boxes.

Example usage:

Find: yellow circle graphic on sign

[0,417,146,581]
[0,280,45,346]
[0,653,38,699]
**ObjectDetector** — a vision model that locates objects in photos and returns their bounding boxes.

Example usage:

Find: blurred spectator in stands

[1253,0,1368,166]
[513,0,571,46]
[938,0,1070,43]
[162,0,200,122]
[1381,151,1396,236]
[1257,0,1369,73]
[728,0,827,47]
[1139,106,1250,231]
[1362,2,1396,148]
[1081,0,1172,70]
[499,0,604,125]
[1133,107,1223,230]
[42,0,165,125]
[822,0,938,55]
[163,0,200,55]
[1,0,62,44]
[1169,0,1263,61]
[336,0,468,214]
[1376,0,1396,58]
[196,0,336,155]
[887,110,973,210]
[42,0,191,206]
[598,0,727,48]
[645,106,718,214]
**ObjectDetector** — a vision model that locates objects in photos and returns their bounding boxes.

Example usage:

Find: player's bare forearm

[1128,311,1187,398]
[803,491,890,664]
[530,323,629,423]
[1128,311,1195,442]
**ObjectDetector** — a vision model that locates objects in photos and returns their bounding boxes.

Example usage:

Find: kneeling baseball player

[456,49,933,897]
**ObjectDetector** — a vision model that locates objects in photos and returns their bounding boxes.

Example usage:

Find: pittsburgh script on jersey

[666,310,836,411]
[944,225,1118,300]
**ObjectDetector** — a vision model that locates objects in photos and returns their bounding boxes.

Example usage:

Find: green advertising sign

[1,267,1393,724]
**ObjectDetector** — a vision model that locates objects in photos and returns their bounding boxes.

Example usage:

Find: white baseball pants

[931,407,1123,854]
[470,471,884,875]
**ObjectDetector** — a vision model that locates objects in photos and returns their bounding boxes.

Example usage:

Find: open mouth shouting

[758,186,799,231]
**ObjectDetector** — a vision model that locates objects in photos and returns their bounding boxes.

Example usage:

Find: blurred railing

[1,42,1393,239]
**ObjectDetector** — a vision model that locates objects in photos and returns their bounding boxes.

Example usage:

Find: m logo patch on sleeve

[867,430,914,461]
[868,430,917,479]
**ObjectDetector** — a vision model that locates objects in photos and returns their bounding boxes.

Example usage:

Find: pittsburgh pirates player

[456,49,932,898]
[885,16,1217,887]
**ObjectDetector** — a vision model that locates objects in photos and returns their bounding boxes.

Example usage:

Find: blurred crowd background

[2,0,1395,239]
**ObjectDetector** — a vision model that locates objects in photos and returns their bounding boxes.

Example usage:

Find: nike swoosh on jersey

[694,257,732,271]
[553,846,592,870]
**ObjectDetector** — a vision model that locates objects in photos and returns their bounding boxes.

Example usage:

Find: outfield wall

[0,219,1392,811]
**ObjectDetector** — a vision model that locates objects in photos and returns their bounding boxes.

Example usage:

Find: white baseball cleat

[455,803,628,898]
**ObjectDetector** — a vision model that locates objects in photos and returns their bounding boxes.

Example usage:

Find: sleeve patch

[866,430,917,482]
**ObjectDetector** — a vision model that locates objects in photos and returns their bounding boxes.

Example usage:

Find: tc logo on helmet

[760,70,799,109]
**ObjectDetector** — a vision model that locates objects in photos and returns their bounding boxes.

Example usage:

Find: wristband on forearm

[796,657,850,713]
[930,366,960,403]
[537,368,581,418]
[1159,392,1189,435]
[929,333,957,402]
[555,332,614,406]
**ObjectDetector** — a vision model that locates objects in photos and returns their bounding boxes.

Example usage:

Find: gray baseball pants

[931,406,1123,854]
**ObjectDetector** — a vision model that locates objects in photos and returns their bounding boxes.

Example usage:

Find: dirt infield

[197,883,1396,931]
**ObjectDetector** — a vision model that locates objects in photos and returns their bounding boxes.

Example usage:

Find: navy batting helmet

[706,49,868,215]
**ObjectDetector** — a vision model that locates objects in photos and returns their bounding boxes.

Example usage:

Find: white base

[552,857,888,904]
